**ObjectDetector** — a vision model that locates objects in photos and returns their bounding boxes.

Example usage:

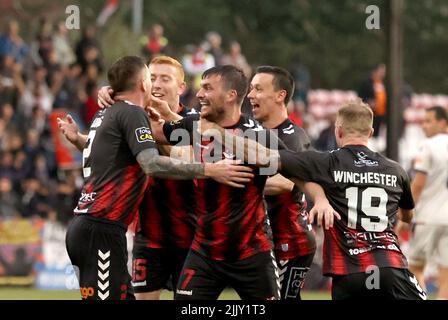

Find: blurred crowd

[0,20,445,224]
[0,19,105,223]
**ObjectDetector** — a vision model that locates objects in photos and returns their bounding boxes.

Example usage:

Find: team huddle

[57,54,433,300]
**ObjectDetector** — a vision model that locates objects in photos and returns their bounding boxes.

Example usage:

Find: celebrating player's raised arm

[57,115,87,152]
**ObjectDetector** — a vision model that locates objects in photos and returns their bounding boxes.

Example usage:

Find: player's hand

[148,95,172,119]
[146,107,164,125]
[309,198,341,230]
[97,86,115,108]
[395,220,410,244]
[56,114,79,144]
[205,159,254,188]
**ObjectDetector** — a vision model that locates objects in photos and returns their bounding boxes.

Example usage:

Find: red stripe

[324,227,348,274]
[108,164,145,225]
[191,180,207,253]
[211,184,230,259]
[387,248,406,268]
[239,181,271,258]
[358,246,376,273]
[166,180,193,248]
[141,186,163,247]
[92,180,117,217]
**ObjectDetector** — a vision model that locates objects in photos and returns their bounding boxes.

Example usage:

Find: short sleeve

[282,126,311,152]
[279,149,330,184]
[117,105,157,157]
[398,168,415,210]
[413,141,431,174]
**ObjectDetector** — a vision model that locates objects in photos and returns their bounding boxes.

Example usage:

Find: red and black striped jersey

[74,101,155,228]
[280,145,414,275]
[135,105,198,249]
[163,114,282,261]
[264,119,316,260]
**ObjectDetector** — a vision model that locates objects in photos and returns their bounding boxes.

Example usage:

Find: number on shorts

[180,269,196,290]
[132,259,147,282]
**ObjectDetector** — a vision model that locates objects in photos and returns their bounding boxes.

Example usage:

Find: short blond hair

[149,55,185,82]
[337,98,374,136]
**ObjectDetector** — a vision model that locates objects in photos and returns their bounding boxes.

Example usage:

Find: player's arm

[158,145,194,162]
[398,208,413,224]
[57,115,87,151]
[97,85,115,108]
[397,166,416,225]
[136,149,253,188]
[264,174,294,195]
[198,119,280,167]
[411,171,427,204]
[146,104,183,145]
[292,179,341,229]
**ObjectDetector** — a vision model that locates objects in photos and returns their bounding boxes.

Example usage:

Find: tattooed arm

[199,119,280,168]
[136,149,254,187]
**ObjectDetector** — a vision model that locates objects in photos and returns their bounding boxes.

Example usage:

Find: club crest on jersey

[282,124,295,135]
[354,151,379,167]
[135,127,154,143]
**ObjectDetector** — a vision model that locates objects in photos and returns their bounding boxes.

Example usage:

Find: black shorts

[331,267,427,300]
[277,252,315,300]
[175,250,280,300]
[131,245,189,293]
[65,215,134,300]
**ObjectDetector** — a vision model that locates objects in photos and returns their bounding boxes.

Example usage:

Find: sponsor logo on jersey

[354,151,379,167]
[285,267,309,298]
[79,192,96,203]
[135,127,154,143]
[170,119,182,125]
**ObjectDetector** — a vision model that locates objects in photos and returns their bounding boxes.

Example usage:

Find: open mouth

[252,103,260,110]
[152,92,164,98]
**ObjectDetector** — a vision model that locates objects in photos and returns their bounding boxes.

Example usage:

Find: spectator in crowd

[18,65,53,116]
[0,176,22,218]
[81,81,100,126]
[141,24,169,59]
[314,113,338,152]
[11,151,31,191]
[0,152,15,179]
[34,18,54,69]
[0,54,25,106]
[358,63,387,137]
[222,41,252,78]
[0,20,29,63]
[53,21,76,68]
[20,177,51,218]
[75,25,103,74]
[203,31,224,66]
[53,62,83,115]
[182,44,215,92]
